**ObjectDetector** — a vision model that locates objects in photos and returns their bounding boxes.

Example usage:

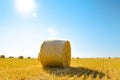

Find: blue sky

[0,0,120,58]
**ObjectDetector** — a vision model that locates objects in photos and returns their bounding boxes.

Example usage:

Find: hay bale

[38,40,71,68]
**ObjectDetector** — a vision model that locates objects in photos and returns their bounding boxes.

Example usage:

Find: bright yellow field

[0,58,120,80]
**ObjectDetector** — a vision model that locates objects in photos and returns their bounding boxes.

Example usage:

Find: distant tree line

[0,55,120,59]
[0,55,5,58]
[0,55,31,59]
[72,57,120,59]
[9,56,14,58]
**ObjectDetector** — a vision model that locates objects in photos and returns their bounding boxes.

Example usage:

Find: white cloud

[32,12,37,18]
[47,28,59,39]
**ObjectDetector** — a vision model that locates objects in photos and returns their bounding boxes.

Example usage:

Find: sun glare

[15,0,36,15]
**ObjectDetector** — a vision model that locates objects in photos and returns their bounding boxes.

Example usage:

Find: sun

[15,0,36,15]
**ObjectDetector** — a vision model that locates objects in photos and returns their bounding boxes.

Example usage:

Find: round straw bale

[38,40,71,68]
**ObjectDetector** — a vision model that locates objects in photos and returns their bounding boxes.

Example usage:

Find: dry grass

[0,58,120,80]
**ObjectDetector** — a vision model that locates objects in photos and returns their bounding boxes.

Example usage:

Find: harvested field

[0,58,120,80]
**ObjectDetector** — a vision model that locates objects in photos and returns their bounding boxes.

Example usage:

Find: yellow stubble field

[0,58,120,80]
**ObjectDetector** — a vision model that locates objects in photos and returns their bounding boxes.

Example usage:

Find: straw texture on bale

[38,40,71,68]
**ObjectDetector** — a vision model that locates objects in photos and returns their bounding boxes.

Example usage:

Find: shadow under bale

[43,66,105,79]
